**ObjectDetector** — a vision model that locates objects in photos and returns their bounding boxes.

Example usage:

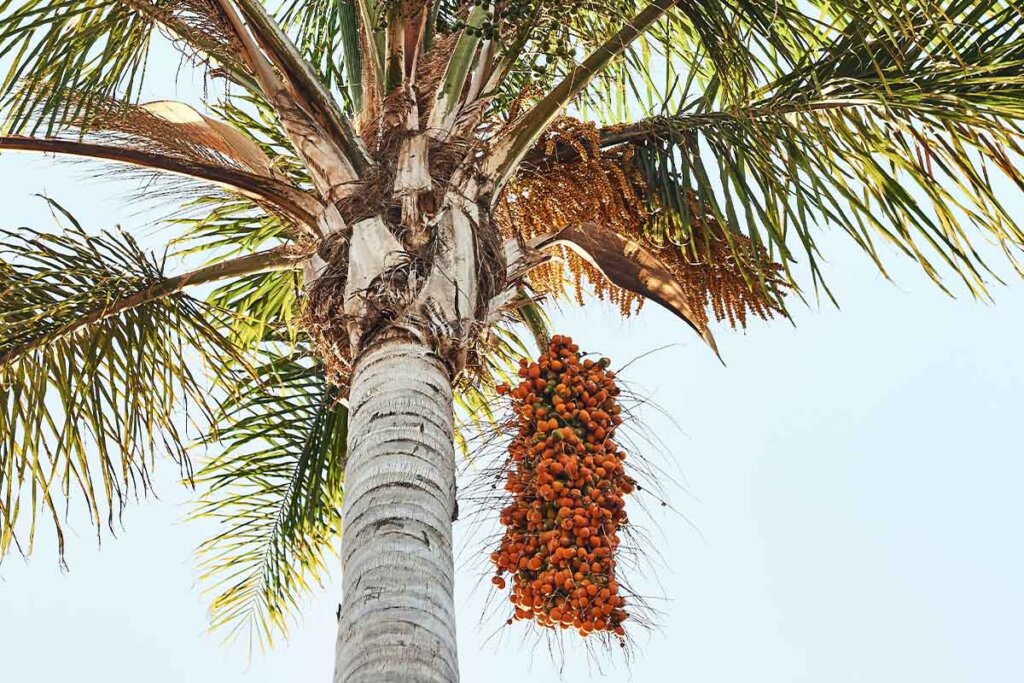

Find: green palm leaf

[0,204,237,561]
[193,345,347,650]
[277,0,361,112]
[579,0,1024,304]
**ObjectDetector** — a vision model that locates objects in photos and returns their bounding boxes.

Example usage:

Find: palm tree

[2,0,1024,680]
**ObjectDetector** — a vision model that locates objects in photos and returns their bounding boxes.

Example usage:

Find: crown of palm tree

[2,0,1024,651]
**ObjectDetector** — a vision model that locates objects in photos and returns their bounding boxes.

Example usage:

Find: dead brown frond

[2,88,323,230]
[80,97,276,177]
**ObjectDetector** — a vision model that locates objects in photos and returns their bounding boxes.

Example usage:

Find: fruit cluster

[491,335,633,638]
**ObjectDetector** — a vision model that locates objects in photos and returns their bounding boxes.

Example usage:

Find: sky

[2,36,1024,683]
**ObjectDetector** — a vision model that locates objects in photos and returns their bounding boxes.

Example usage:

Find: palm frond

[227,0,370,175]
[164,97,314,354]
[193,346,347,650]
[277,0,360,113]
[482,0,814,124]
[614,0,1024,299]
[0,0,251,136]
[0,206,244,562]
[169,196,306,353]
[172,197,297,262]
[164,95,319,262]
[485,0,678,190]
[511,0,1024,312]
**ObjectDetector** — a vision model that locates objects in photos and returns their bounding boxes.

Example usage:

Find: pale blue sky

[2,36,1024,683]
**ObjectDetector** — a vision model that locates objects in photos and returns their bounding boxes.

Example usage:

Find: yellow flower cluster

[496,117,787,328]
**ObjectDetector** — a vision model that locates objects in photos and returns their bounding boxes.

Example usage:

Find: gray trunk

[333,337,459,683]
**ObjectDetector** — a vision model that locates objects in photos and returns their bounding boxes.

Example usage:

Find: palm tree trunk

[334,335,459,683]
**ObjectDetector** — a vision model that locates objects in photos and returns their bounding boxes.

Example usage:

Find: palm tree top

[2,0,1024,650]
